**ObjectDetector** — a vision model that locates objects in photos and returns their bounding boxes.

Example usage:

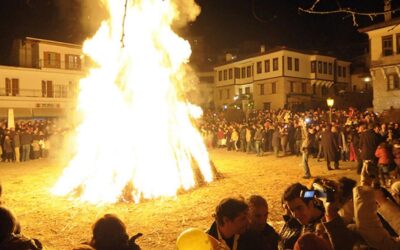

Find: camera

[301,177,357,204]
[301,182,335,202]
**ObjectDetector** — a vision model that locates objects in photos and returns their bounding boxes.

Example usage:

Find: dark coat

[0,234,43,250]
[321,130,340,161]
[359,129,380,161]
[207,221,262,250]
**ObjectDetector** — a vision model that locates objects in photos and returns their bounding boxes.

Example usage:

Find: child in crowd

[375,142,395,187]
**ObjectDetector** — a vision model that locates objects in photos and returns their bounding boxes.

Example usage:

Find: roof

[24,37,82,49]
[358,17,400,33]
[214,46,349,68]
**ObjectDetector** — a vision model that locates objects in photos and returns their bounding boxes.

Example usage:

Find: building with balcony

[359,18,400,112]
[214,47,351,111]
[0,37,86,118]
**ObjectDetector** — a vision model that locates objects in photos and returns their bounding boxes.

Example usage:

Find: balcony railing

[0,88,75,98]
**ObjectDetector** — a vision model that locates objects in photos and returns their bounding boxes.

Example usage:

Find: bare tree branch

[299,0,400,26]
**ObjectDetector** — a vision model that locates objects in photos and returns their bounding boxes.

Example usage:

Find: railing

[0,88,75,98]
[36,59,90,71]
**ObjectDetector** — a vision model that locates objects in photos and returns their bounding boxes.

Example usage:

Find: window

[256,61,262,74]
[226,89,230,99]
[235,68,240,78]
[241,67,246,78]
[229,68,233,79]
[318,61,322,73]
[294,58,299,71]
[353,85,357,92]
[260,84,265,95]
[388,74,400,90]
[287,57,293,70]
[273,58,278,71]
[55,85,68,98]
[311,61,316,73]
[246,66,252,77]
[313,85,316,95]
[328,63,332,75]
[382,35,393,56]
[223,70,227,80]
[290,81,294,93]
[5,78,11,96]
[5,78,19,96]
[65,54,81,70]
[218,71,222,81]
[11,79,19,96]
[338,66,342,77]
[239,88,243,95]
[245,87,250,94]
[323,62,327,74]
[301,82,307,93]
[397,34,400,54]
[219,90,223,100]
[271,82,276,94]
[265,60,270,72]
[343,66,347,77]
[42,80,53,97]
[44,52,60,68]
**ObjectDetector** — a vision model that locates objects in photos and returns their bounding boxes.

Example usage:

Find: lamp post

[326,98,334,123]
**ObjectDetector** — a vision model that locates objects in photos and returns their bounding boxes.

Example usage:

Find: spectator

[207,197,261,250]
[293,233,332,250]
[281,183,354,250]
[247,195,279,250]
[0,206,42,250]
[75,214,141,250]
[321,124,340,170]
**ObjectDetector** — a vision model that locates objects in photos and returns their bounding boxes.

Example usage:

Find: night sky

[0,0,398,64]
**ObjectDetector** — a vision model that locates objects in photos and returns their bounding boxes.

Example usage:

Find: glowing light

[52,0,213,204]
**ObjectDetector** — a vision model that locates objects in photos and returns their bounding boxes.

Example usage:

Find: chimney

[384,0,392,21]
[260,45,266,53]
[225,53,233,62]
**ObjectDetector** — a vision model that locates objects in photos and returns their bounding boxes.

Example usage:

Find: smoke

[171,0,201,28]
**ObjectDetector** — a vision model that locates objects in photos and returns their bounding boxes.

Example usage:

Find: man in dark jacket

[207,197,262,250]
[247,195,279,250]
[359,123,381,165]
[321,124,340,170]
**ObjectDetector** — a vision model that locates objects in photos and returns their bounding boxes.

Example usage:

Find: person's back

[0,206,42,250]
[82,214,141,250]
[359,128,380,161]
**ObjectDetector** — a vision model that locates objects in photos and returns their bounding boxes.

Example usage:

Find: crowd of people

[1,108,400,249]
[200,108,400,183]
[0,119,68,163]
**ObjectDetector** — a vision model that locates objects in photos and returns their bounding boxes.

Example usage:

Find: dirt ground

[0,149,359,250]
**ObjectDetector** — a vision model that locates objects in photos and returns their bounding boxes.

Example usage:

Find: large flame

[52,0,213,204]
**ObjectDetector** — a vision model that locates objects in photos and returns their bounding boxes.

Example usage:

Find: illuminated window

[271,82,276,94]
[44,52,60,68]
[65,54,81,70]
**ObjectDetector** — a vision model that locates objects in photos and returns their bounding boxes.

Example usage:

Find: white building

[359,18,400,112]
[0,37,86,118]
[214,47,351,110]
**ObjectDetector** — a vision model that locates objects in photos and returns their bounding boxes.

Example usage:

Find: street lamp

[326,98,334,123]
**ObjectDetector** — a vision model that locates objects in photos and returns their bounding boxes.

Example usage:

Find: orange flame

[52,0,213,204]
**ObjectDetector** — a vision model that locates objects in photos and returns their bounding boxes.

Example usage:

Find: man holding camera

[281,182,355,250]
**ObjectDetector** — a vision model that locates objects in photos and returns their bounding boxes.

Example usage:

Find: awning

[311,80,334,88]
[32,108,66,118]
